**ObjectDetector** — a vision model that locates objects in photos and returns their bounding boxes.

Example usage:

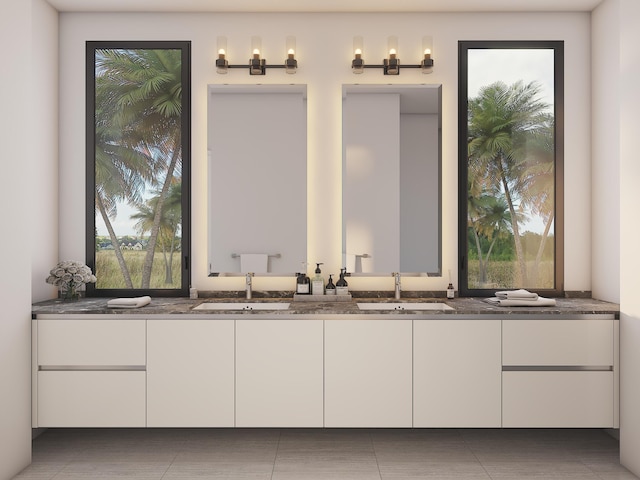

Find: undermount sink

[193,302,290,311]
[357,302,454,311]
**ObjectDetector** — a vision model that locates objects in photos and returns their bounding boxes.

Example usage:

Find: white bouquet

[46,261,97,299]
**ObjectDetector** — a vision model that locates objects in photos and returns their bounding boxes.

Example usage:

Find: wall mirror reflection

[342,84,442,276]
[207,84,307,276]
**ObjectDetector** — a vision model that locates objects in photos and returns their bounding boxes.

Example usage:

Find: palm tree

[95,48,183,289]
[94,77,156,288]
[130,182,182,286]
[468,80,550,286]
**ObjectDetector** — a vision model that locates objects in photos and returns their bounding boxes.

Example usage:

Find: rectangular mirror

[207,84,307,275]
[342,84,442,275]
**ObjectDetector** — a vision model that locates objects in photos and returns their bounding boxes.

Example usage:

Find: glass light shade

[216,36,228,74]
[285,36,297,74]
[421,35,434,74]
[352,36,364,74]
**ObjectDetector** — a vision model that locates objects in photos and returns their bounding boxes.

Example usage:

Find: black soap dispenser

[325,274,336,295]
[336,268,349,295]
[296,262,310,294]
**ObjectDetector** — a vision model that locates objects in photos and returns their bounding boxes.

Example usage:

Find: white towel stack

[485,289,556,307]
[107,296,152,309]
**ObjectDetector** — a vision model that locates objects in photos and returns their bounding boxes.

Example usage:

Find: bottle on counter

[325,274,336,295]
[296,262,310,294]
[311,263,325,295]
[336,268,349,295]
[447,283,455,299]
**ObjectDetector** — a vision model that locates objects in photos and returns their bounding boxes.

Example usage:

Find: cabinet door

[324,320,412,427]
[503,371,614,427]
[38,371,146,427]
[414,319,501,427]
[147,320,234,427]
[236,319,323,427]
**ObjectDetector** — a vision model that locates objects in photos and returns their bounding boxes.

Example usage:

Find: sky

[467,48,555,110]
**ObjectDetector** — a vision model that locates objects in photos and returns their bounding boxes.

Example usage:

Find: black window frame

[85,40,191,297]
[458,40,564,297]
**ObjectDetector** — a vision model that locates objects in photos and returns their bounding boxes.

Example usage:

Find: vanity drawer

[37,370,146,427]
[37,319,146,366]
[502,319,613,366]
[502,371,614,427]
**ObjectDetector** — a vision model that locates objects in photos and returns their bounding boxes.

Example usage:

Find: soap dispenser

[325,274,336,295]
[296,262,310,294]
[336,268,349,295]
[311,263,325,295]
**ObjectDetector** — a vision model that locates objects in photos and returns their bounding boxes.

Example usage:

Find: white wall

[0,0,58,477]
[593,0,640,475]
[618,0,640,474]
[58,11,592,293]
[591,0,620,303]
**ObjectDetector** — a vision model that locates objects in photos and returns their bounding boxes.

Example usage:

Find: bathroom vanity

[31,297,618,430]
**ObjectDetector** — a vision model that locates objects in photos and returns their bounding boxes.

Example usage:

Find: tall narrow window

[86,41,191,296]
[458,41,564,296]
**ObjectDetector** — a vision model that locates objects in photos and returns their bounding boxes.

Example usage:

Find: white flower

[46,261,97,292]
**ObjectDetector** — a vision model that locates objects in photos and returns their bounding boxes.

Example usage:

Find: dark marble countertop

[32,296,620,319]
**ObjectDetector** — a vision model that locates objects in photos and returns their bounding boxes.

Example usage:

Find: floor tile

[13,428,640,480]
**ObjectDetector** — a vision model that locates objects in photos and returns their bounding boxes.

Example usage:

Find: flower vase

[60,283,80,301]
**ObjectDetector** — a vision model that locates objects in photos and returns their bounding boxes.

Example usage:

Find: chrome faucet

[393,272,401,300]
[245,273,254,300]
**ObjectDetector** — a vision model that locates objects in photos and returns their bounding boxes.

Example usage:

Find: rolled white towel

[495,289,538,300]
[107,296,152,309]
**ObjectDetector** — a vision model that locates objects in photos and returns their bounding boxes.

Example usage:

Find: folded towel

[107,296,152,309]
[484,296,556,307]
[240,254,268,274]
[495,289,539,300]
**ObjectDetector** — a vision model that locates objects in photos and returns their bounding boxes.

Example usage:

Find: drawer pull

[39,365,146,372]
[502,365,612,372]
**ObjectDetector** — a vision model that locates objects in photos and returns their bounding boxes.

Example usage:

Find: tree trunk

[141,134,181,289]
[471,225,487,285]
[532,213,554,286]
[96,193,134,288]
[497,157,527,286]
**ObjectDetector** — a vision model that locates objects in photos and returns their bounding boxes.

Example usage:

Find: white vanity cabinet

[34,318,146,427]
[502,318,616,428]
[414,319,502,427]
[235,319,323,427]
[324,319,413,427]
[147,319,234,427]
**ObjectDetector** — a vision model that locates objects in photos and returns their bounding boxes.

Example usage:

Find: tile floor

[13,428,639,480]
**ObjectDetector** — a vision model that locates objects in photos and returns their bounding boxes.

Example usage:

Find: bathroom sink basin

[357,302,454,311]
[193,302,290,311]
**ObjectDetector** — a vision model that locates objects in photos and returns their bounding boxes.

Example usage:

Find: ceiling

[45,0,603,13]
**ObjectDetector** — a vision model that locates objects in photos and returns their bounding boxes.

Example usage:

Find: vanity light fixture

[351,35,435,75]
[285,36,297,74]
[216,36,228,74]
[421,36,434,74]
[384,36,400,75]
[249,36,266,75]
[352,36,365,74]
[214,36,298,75]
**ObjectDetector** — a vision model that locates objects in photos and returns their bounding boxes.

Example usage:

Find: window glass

[86,42,191,296]
[458,41,563,295]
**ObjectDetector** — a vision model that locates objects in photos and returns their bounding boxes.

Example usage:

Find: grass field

[467,259,554,289]
[96,250,181,289]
